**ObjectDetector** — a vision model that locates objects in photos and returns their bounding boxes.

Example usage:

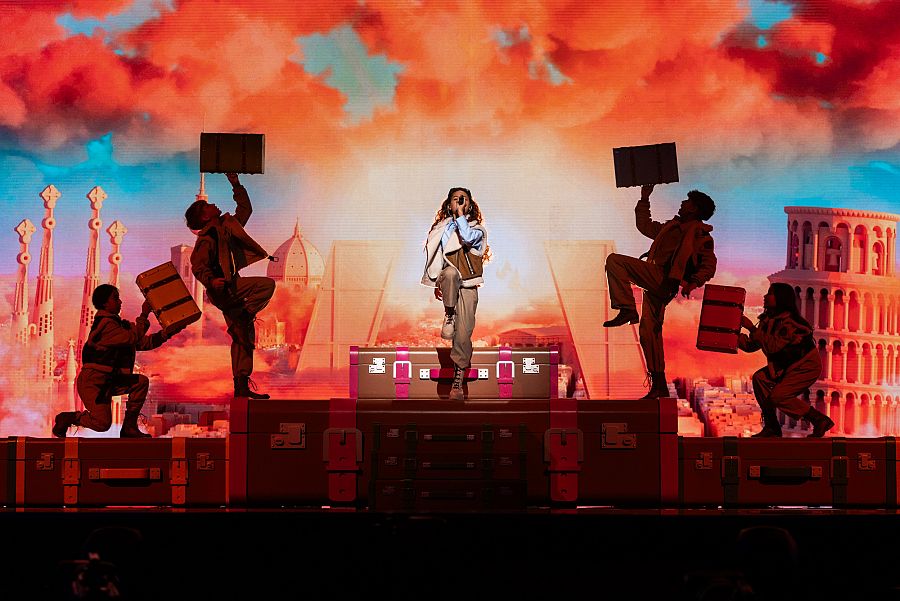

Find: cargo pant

[438,266,479,369]
[76,368,149,432]
[605,253,676,373]
[751,350,822,419]
[209,276,276,378]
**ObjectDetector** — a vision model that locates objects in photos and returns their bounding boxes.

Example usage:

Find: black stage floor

[3,508,900,600]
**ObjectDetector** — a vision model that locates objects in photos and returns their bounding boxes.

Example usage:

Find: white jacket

[421,216,487,288]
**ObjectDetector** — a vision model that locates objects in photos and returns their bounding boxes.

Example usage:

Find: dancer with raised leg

[603,184,718,399]
[184,172,275,399]
[422,187,489,401]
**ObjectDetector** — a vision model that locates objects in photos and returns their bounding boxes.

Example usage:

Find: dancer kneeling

[422,187,489,401]
[739,282,834,438]
[52,284,184,438]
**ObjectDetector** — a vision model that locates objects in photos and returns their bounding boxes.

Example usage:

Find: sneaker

[441,313,456,340]
[52,411,78,438]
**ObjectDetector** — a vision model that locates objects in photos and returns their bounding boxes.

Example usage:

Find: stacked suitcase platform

[5,346,900,510]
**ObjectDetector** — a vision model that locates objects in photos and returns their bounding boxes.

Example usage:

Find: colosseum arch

[817,339,829,379]
[848,290,861,332]
[815,389,827,414]
[830,391,843,433]
[831,340,844,382]
[853,224,868,273]
[804,287,815,324]
[846,341,860,383]
[877,293,886,334]
[845,392,857,436]
[817,288,830,328]
[877,343,885,385]
[874,394,884,435]
[789,220,800,268]
[863,292,875,333]
[861,342,872,385]
[873,241,885,276]
[824,235,843,272]
[832,289,846,330]
[802,221,814,268]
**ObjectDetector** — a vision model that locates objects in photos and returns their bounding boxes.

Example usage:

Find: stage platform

[4,507,900,600]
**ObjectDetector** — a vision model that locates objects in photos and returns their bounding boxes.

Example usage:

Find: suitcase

[679,437,897,507]
[136,262,202,336]
[228,396,678,509]
[1,438,12,507]
[199,132,265,174]
[350,346,559,400]
[612,142,679,188]
[10,437,227,507]
[697,284,746,354]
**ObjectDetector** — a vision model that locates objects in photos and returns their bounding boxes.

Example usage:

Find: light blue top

[440,216,484,251]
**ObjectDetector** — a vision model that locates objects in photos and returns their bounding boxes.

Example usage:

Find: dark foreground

[3,507,900,601]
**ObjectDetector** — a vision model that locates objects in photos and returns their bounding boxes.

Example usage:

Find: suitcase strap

[171,437,188,506]
[325,398,362,503]
[139,272,181,293]
[497,346,514,399]
[545,397,582,503]
[393,347,411,399]
[63,438,80,506]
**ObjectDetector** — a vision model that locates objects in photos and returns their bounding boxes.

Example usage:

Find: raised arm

[454,216,484,249]
[635,184,665,240]
[228,173,253,227]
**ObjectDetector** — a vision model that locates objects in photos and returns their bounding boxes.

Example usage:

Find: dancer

[422,187,489,400]
[184,172,275,399]
[739,282,833,437]
[52,284,183,438]
[604,184,717,399]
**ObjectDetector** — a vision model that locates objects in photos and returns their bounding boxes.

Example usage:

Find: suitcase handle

[422,433,477,443]
[88,467,162,481]
[421,461,478,471]
[748,465,823,482]
[420,490,477,501]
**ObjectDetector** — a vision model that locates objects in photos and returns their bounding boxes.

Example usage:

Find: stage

[4,507,900,600]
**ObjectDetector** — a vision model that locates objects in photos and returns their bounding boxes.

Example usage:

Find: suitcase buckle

[495,361,515,380]
[543,428,584,470]
[323,428,364,468]
[601,423,636,449]
[857,453,876,471]
[393,361,411,379]
[271,423,306,450]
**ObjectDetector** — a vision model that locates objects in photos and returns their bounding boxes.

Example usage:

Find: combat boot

[752,407,783,438]
[120,411,152,438]
[805,407,835,438]
[52,411,79,438]
[234,376,271,400]
[449,366,465,401]
[639,371,670,400]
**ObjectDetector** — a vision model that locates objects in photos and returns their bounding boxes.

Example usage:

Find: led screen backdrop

[1,0,898,437]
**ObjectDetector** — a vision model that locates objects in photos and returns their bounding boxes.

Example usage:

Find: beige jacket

[421,216,487,288]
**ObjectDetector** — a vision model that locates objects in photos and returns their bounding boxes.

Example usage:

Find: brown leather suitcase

[350,346,559,400]
[679,437,897,507]
[136,262,202,336]
[200,132,265,174]
[228,396,678,508]
[1,438,12,507]
[697,284,746,354]
[11,437,227,507]
[612,142,679,188]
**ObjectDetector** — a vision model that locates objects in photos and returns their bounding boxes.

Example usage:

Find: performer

[739,282,834,438]
[422,187,489,400]
[184,172,275,399]
[52,284,183,438]
[603,184,718,399]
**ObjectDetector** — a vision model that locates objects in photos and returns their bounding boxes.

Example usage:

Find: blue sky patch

[295,25,404,122]
[56,0,173,36]
[747,0,794,30]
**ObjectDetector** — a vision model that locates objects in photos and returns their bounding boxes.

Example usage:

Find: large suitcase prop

[351,346,559,400]
[136,262,202,336]
[697,284,746,354]
[228,396,678,510]
[679,437,898,507]
[6,437,227,507]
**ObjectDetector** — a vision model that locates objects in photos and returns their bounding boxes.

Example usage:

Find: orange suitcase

[136,262,202,336]
[697,284,746,354]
